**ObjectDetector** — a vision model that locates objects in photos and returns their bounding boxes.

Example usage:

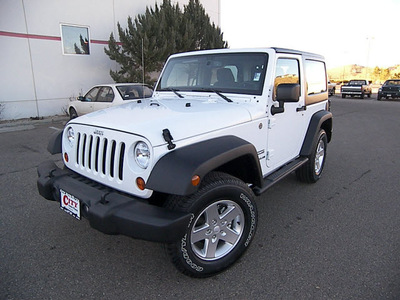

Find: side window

[96,87,114,103]
[305,60,326,95]
[85,87,101,102]
[274,58,300,99]
[142,86,153,98]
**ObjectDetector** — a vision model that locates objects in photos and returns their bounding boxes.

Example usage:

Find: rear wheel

[164,172,257,277]
[296,129,328,183]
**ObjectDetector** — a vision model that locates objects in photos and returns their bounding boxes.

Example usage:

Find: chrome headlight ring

[134,141,150,169]
[66,127,75,148]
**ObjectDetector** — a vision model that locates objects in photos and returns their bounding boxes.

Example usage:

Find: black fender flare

[47,130,63,154]
[300,110,332,156]
[146,136,262,196]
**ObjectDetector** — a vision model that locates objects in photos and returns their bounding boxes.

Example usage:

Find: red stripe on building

[0,30,118,45]
[91,39,109,45]
[0,30,61,41]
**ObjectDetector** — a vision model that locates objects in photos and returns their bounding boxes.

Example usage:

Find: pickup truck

[341,79,372,99]
[37,47,332,277]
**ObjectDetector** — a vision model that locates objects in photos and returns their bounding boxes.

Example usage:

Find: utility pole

[366,36,374,82]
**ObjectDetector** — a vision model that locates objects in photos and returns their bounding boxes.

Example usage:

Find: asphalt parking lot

[1,94,400,299]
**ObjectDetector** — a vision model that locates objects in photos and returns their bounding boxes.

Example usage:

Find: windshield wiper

[161,88,184,98]
[192,88,233,103]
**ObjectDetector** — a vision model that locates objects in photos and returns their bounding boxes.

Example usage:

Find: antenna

[142,38,145,88]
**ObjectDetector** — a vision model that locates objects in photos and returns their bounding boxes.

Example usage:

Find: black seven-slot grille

[75,132,125,181]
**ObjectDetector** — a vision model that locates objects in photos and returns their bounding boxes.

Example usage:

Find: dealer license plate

[60,189,81,220]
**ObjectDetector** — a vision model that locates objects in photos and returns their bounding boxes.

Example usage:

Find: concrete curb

[0,115,69,133]
[0,115,69,128]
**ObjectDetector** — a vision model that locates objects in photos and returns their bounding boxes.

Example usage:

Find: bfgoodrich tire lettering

[164,172,258,278]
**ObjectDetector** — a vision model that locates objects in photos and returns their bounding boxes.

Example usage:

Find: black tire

[69,107,78,119]
[164,172,258,277]
[360,93,364,99]
[342,94,346,98]
[296,129,328,183]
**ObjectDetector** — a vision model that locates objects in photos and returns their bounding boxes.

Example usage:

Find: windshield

[348,80,366,85]
[157,53,268,96]
[117,85,153,100]
[385,80,400,86]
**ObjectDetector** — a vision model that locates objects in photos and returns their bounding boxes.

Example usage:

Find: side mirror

[77,96,91,102]
[271,83,300,115]
[276,83,300,102]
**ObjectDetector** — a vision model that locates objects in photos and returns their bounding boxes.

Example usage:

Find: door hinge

[268,119,275,129]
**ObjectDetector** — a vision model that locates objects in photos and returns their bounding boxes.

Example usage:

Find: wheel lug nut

[212,235,217,242]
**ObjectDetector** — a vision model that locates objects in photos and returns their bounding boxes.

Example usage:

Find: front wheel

[296,129,328,183]
[69,107,78,119]
[165,172,258,277]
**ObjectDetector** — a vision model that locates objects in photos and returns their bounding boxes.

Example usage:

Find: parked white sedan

[68,83,153,119]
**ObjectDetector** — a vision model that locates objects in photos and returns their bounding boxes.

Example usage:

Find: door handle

[296,106,306,112]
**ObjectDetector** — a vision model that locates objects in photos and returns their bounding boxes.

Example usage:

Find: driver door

[266,55,308,170]
[91,86,115,112]
[78,87,99,115]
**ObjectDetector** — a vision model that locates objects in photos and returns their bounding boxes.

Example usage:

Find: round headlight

[134,142,150,169]
[66,127,75,147]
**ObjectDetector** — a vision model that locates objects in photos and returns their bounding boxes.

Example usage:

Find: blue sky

[220,0,400,69]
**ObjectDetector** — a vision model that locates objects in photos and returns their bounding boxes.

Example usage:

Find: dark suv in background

[377,80,400,100]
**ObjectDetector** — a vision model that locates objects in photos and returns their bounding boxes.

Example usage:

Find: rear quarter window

[304,60,327,105]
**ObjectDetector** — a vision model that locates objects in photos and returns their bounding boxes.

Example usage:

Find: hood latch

[162,129,176,150]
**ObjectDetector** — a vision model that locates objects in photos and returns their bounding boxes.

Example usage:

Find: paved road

[1,96,400,299]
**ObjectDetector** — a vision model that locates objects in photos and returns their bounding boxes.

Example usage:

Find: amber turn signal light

[191,175,200,186]
[136,177,146,190]
[64,152,69,162]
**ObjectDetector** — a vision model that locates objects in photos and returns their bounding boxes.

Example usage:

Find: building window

[60,24,90,55]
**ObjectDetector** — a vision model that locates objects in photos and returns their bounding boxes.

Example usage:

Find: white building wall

[0,0,220,121]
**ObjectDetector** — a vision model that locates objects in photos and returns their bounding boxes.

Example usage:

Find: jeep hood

[71,97,253,147]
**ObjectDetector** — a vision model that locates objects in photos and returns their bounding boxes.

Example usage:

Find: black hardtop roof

[272,47,325,60]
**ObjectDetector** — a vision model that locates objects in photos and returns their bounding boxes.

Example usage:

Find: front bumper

[37,161,192,243]
[379,91,400,98]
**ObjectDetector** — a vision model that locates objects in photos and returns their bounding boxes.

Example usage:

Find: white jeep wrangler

[38,48,332,277]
